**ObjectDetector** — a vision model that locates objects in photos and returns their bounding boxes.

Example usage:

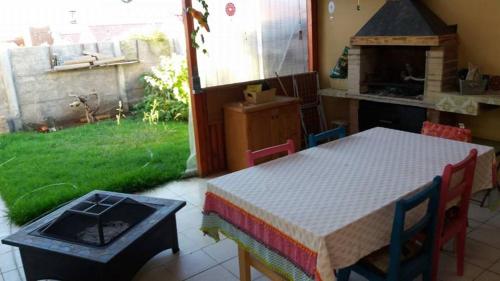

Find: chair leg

[456,231,467,276]
[337,268,351,281]
[423,268,432,281]
[480,189,492,207]
[431,245,441,281]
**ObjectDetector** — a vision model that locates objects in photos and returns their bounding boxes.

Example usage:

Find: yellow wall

[318,0,500,140]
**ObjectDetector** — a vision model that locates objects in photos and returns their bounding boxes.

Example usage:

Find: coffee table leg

[238,246,251,281]
[172,217,180,254]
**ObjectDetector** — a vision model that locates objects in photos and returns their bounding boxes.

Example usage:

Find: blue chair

[307,126,346,148]
[337,176,441,281]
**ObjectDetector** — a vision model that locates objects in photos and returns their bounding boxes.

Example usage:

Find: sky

[0,0,182,40]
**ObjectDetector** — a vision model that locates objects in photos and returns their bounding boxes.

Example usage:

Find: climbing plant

[187,0,210,54]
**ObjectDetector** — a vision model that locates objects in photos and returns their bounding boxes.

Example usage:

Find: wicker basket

[459,79,487,95]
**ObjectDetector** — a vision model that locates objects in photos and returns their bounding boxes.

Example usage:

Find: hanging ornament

[225,2,236,17]
[357,0,361,11]
[328,0,335,20]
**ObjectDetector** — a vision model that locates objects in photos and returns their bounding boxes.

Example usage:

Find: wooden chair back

[308,126,346,148]
[246,139,295,167]
[431,149,478,280]
[386,176,441,281]
[437,149,478,239]
[421,121,472,143]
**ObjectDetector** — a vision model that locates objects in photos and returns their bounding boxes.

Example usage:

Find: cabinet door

[247,109,274,151]
[274,104,301,149]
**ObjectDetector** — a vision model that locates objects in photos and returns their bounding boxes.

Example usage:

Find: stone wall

[0,39,170,132]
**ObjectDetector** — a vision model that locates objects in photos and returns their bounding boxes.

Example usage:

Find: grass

[0,119,189,225]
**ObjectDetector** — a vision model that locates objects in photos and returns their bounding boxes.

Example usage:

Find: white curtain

[196,0,308,88]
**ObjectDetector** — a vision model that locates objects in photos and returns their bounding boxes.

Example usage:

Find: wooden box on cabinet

[224,96,301,172]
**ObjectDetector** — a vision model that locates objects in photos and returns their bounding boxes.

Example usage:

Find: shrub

[135,55,190,122]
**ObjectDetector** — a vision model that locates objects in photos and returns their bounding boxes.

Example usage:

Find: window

[196,0,308,88]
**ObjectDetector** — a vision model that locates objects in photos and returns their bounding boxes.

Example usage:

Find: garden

[0,52,191,226]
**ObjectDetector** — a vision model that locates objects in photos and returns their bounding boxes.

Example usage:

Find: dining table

[201,127,496,281]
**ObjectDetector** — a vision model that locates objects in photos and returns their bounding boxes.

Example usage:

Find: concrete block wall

[0,68,8,133]
[0,39,171,131]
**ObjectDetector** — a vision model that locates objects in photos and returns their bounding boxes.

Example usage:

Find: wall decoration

[328,0,335,20]
[225,2,236,17]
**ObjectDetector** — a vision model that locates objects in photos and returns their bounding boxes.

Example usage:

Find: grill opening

[36,193,156,247]
[360,46,429,100]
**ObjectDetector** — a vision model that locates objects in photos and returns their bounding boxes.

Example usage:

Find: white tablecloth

[207,127,495,280]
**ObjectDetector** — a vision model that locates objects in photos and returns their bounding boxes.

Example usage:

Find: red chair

[432,149,478,280]
[246,139,295,167]
[421,121,497,207]
[421,121,472,143]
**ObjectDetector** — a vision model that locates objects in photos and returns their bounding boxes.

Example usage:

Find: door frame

[182,0,319,176]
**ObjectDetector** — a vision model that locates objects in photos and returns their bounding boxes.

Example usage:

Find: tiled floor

[1,179,500,281]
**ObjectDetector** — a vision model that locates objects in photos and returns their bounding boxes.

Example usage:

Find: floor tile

[181,192,205,207]
[0,252,17,273]
[166,178,207,197]
[221,257,263,280]
[442,238,500,269]
[489,259,500,275]
[132,264,180,281]
[468,218,483,233]
[469,204,497,223]
[12,251,21,269]
[138,249,179,271]
[178,230,216,255]
[176,207,204,232]
[182,227,217,248]
[202,238,237,263]
[475,271,500,281]
[1,270,22,281]
[0,244,12,255]
[485,212,500,229]
[469,224,500,249]
[142,188,184,201]
[165,250,218,280]
[16,268,24,281]
[185,265,238,281]
[437,254,483,281]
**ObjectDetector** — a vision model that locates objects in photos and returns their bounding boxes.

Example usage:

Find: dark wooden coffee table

[2,190,186,281]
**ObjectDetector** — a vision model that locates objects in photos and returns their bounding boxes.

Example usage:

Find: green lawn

[0,120,189,225]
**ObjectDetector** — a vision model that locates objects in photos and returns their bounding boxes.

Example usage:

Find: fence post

[113,41,129,112]
[0,48,22,131]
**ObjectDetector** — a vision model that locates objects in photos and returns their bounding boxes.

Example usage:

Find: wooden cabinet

[224,96,301,172]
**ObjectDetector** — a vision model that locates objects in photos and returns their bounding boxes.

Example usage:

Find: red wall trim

[307,0,319,72]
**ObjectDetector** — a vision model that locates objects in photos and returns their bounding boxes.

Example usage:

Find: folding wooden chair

[421,121,498,207]
[432,149,478,280]
[308,126,346,148]
[292,72,327,147]
[338,177,441,281]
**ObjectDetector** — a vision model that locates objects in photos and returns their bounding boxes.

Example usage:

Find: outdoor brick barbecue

[348,0,458,99]
[1,190,186,281]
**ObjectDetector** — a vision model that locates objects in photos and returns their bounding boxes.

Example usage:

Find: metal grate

[38,193,156,247]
